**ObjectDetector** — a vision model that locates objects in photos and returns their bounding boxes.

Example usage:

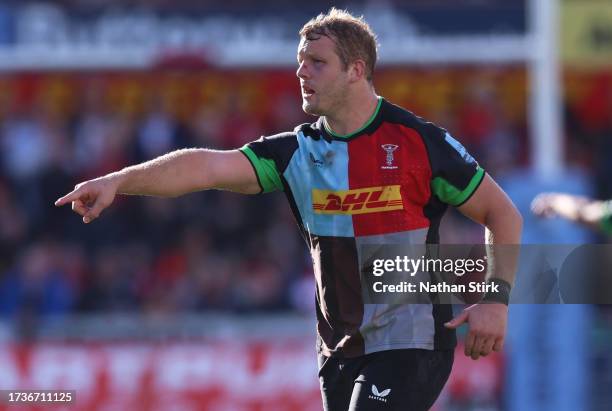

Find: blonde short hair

[299,8,378,81]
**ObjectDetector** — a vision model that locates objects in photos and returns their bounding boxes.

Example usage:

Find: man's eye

[313,59,323,64]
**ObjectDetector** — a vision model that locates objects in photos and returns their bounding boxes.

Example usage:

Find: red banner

[0,341,502,411]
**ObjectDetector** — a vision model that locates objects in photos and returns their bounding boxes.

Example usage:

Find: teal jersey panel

[283,131,354,237]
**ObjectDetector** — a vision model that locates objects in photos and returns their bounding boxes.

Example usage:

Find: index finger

[55,188,82,207]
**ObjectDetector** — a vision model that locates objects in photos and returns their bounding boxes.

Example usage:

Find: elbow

[505,201,523,243]
[505,198,523,230]
[511,203,524,237]
[485,199,523,243]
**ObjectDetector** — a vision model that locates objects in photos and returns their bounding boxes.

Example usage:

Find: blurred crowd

[0,71,316,330]
[0,68,610,335]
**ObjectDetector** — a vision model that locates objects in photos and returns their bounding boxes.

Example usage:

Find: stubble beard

[301,92,328,116]
[301,100,320,116]
[301,86,348,118]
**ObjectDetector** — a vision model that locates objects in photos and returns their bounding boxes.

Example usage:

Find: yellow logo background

[312,185,404,215]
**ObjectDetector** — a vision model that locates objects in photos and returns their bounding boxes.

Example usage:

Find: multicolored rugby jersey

[240,97,485,358]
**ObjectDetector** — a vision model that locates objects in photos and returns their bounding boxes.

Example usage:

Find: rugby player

[56,8,522,410]
[532,193,612,235]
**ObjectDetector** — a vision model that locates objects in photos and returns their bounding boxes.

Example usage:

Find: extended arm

[531,192,607,232]
[55,149,261,223]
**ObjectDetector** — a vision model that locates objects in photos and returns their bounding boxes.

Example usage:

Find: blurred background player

[532,193,612,235]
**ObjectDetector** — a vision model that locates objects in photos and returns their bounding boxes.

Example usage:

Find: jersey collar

[320,96,383,141]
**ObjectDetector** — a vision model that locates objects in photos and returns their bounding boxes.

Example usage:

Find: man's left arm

[444,173,523,360]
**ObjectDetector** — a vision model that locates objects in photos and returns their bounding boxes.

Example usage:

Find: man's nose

[296,62,309,79]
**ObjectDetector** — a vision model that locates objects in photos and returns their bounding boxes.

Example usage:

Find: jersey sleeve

[239,132,298,194]
[426,130,485,206]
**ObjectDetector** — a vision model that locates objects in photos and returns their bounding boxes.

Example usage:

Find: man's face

[296,35,350,116]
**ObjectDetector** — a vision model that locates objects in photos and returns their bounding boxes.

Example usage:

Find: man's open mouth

[302,85,315,96]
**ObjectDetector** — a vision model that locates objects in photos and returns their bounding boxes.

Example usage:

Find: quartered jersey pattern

[240,98,484,358]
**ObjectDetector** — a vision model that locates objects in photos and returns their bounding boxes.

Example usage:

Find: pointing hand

[55,176,120,224]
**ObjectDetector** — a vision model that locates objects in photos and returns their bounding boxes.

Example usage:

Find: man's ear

[348,59,367,83]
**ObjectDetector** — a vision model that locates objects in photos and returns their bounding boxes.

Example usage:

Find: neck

[324,89,379,136]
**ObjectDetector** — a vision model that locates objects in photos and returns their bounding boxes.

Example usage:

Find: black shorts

[318,349,454,411]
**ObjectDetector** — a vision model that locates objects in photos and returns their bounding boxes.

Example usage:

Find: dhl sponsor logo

[312,185,404,215]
